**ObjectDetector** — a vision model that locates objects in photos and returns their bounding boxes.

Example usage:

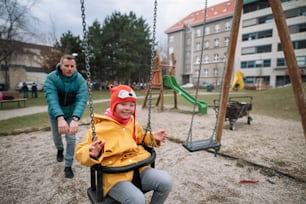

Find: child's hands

[89,137,105,158]
[154,130,167,143]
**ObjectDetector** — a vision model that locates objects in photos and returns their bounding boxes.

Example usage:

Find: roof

[165,0,236,34]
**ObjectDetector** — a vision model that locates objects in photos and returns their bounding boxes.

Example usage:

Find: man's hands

[69,120,79,135]
[58,117,69,134]
[57,116,79,135]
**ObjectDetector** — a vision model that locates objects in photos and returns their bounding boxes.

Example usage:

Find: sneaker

[64,167,74,178]
[57,149,64,162]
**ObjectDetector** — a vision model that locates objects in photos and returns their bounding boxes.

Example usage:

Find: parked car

[199,82,214,91]
[181,83,194,89]
[15,82,43,91]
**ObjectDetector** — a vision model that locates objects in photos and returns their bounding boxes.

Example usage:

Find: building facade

[237,0,306,87]
[0,40,50,90]
[165,0,306,88]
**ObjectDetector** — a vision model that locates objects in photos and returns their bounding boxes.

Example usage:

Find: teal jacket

[44,64,88,119]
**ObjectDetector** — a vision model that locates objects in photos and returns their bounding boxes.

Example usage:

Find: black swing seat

[183,139,221,156]
[87,147,156,204]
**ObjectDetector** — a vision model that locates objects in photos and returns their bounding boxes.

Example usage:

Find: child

[75,85,172,204]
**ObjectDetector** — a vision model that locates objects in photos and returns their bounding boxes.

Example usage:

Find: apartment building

[237,0,306,87]
[165,0,306,88]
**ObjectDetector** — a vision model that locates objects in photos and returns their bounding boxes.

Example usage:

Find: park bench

[0,91,27,110]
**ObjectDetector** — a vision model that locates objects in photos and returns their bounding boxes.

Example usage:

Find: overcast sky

[22,0,228,45]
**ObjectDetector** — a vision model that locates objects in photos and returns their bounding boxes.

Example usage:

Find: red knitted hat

[109,85,137,113]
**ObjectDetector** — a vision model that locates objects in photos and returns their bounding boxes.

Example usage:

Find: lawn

[0,84,304,136]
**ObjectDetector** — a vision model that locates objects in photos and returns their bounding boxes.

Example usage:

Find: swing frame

[79,0,159,203]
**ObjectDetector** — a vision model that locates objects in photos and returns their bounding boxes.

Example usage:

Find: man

[44,54,88,178]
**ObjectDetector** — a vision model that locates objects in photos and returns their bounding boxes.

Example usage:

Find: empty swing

[79,0,159,203]
[183,0,223,153]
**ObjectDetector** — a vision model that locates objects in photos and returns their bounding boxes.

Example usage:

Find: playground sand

[0,105,305,204]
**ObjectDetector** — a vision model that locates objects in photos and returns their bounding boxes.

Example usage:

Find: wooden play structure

[142,50,176,111]
[142,51,208,114]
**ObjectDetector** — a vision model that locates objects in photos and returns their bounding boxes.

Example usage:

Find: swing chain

[144,0,157,146]
[186,0,208,144]
[80,0,96,138]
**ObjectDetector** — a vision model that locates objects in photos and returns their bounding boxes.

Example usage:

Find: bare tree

[0,0,37,90]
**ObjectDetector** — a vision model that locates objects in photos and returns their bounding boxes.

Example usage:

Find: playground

[1,0,305,203]
[0,106,305,203]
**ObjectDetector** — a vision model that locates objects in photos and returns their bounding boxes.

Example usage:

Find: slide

[163,75,207,114]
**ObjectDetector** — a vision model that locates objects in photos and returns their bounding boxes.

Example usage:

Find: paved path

[0,99,110,121]
[0,92,219,121]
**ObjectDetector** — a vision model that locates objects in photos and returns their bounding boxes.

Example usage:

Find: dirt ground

[0,105,305,204]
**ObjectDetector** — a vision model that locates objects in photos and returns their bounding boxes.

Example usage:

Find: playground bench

[0,91,27,110]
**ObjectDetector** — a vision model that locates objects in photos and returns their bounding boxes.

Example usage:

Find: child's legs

[108,181,145,204]
[49,115,64,150]
[141,168,173,204]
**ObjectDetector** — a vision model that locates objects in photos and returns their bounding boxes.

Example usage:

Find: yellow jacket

[75,113,159,196]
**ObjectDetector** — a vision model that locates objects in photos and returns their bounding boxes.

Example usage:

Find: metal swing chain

[144,0,157,147]
[185,0,208,144]
[80,0,96,138]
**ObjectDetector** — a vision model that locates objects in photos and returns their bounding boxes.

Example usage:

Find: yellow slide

[232,71,245,91]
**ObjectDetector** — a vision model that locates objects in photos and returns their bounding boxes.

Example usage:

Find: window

[289,23,306,34]
[242,30,272,41]
[214,38,219,47]
[297,56,306,66]
[213,67,219,76]
[241,59,271,68]
[257,45,272,53]
[196,28,201,37]
[204,55,209,64]
[194,69,200,77]
[278,40,306,51]
[243,18,257,27]
[169,36,174,42]
[196,42,201,50]
[277,56,306,67]
[224,37,229,46]
[243,1,270,14]
[258,15,273,24]
[205,40,210,48]
[223,52,227,61]
[242,47,256,55]
[195,56,200,64]
[225,21,231,31]
[259,30,272,38]
[204,68,208,77]
[214,24,220,33]
[277,58,286,67]
[205,26,210,35]
[213,53,219,62]
[285,6,306,19]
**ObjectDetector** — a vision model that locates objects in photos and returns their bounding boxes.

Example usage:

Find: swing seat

[183,139,221,155]
[87,148,156,204]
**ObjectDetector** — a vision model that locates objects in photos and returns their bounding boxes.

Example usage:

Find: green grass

[0,84,304,136]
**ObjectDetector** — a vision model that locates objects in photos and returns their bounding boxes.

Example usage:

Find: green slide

[163,75,207,114]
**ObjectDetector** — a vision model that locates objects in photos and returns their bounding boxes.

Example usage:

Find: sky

[22,0,228,45]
